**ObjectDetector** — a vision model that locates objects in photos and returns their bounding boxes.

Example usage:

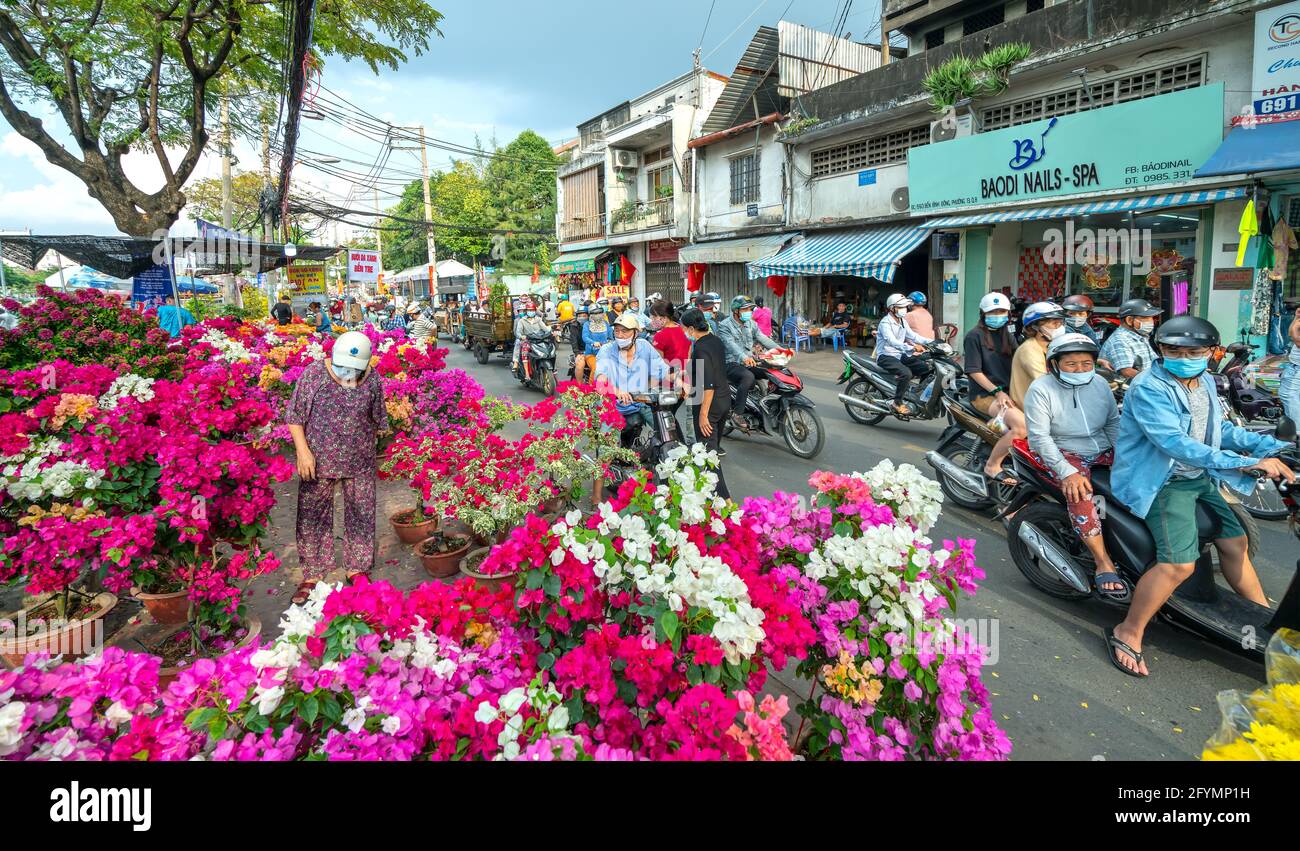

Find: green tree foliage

[0,1,444,235]
[484,131,558,274]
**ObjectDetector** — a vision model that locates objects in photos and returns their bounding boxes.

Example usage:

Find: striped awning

[920,187,1248,228]
[747,225,930,282]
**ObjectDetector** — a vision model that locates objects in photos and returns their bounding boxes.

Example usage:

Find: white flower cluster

[97,373,155,410]
[475,678,576,761]
[303,340,327,363]
[858,459,944,533]
[1,435,103,501]
[0,701,25,757]
[198,329,253,363]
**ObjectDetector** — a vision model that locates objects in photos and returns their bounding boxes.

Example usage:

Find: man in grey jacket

[1023,333,1126,600]
[718,295,779,431]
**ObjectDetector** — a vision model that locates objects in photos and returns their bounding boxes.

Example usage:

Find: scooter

[512,330,558,396]
[1000,421,1298,662]
[925,393,1021,512]
[605,390,686,489]
[724,354,825,459]
[1213,340,1283,424]
[838,341,963,426]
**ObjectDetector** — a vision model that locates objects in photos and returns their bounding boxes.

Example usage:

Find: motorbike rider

[408,305,437,342]
[875,293,933,417]
[718,295,781,432]
[1061,294,1100,344]
[1023,333,1127,599]
[1106,315,1295,677]
[570,303,591,384]
[594,312,671,449]
[905,291,936,340]
[511,298,549,373]
[965,292,1026,484]
[1098,298,1161,380]
[581,302,614,384]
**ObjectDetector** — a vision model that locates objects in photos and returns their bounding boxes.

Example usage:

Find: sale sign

[287,264,326,295]
[348,250,381,283]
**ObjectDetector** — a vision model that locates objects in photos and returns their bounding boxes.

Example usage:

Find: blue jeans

[1281,363,1300,424]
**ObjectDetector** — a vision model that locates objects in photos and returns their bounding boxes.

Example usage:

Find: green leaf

[320,694,342,725]
[833,521,854,538]
[208,715,228,740]
[542,574,561,597]
[186,707,217,730]
[538,631,553,649]
[660,610,679,642]
[302,696,319,725]
[526,570,544,590]
[537,651,555,670]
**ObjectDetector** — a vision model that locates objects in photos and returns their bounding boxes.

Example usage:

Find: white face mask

[332,364,362,386]
[1136,320,1155,336]
[616,337,634,350]
[1046,325,1066,342]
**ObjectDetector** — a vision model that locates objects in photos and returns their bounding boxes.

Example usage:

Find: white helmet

[885,293,912,310]
[979,292,1012,313]
[333,331,373,371]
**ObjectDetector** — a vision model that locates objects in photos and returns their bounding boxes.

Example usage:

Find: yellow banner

[287,264,326,295]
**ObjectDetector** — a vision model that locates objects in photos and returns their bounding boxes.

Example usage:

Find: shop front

[678,232,804,320]
[908,83,1237,339]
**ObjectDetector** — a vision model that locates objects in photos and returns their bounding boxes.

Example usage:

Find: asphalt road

[448,336,1297,761]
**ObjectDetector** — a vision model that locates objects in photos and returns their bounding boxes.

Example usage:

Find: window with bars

[925,28,944,50]
[730,151,761,205]
[963,5,1005,37]
[980,58,1204,131]
[810,125,930,178]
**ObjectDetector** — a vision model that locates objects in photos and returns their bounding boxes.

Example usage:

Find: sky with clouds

[0,0,886,237]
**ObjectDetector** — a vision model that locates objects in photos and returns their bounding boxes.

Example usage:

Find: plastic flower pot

[457,546,516,592]
[132,587,190,626]
[417,532,472,579]
[391,508,440,545]
[0,592,118,669]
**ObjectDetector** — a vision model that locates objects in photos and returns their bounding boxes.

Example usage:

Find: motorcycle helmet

[1118,298,1162,319]
[1154,314,1220,349]
[1022,301,1066,329]
[1061,294,1095,313]
[885,293,912,311]
[613,312,641,332]
[731,295,756,313]
[575,303,589,316]
[332,331,373,371]
[1046,332,1100,363]
[907,291,927,306]
[978,292,1012,314]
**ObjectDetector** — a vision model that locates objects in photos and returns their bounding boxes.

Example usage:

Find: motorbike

[723,353,825,459]
[1000,419,1298,662]
[605,390,686,489]
[1213,340,1284,424]
[925,392,1024,513]
[512,330,558,395]
[837,341,963,426]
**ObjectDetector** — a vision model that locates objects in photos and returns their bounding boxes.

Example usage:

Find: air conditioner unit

[613,149,640,170]
[890,187,910,213]
[929,112,974,144]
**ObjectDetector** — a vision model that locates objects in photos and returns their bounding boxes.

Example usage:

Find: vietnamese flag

[531,263,539,283]
[620,255,636,284]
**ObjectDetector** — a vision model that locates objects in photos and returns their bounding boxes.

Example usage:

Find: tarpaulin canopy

[0,234,340,280]
[551,247,609,275]
[747,225,929,282]
[679,233,796,265]
[436,259,475,279]
[1195,120,1300,178]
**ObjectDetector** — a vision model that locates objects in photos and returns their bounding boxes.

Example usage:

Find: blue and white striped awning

[747,225,930,282]
[919,187,1249,228]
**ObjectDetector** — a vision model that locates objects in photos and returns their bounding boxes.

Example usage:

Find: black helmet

[1154,314,1219,349]
[1118,298,1162,319]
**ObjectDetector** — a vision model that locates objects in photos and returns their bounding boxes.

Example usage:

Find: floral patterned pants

[296,476,376,580]
[1031,449,1112,539]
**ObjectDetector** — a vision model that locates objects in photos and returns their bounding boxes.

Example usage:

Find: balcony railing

[559,213,606,243]
[610,197,674,235]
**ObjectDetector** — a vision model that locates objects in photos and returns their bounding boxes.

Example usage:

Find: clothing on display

[1237,200,1258,268]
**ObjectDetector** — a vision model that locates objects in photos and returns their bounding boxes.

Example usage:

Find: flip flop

[1093,572,1132,603]
[986,469,1020,487]
[291,579,320,606]
[1103,627,1147,678]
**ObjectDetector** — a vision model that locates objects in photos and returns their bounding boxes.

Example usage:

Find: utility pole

[220,82,238,307]
[418,125,439,304]
[260,116,276,316]
[374,187,384,301]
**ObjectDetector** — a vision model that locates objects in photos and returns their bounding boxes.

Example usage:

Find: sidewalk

[786,345,864,380]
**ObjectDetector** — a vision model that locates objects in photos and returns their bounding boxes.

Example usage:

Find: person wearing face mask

[904,291,936,340]
[1009,302,1067,410]
[285,331,388,605]
[626,297,647,329]
[650,299,690,371]
[581,303,614,383]
[965,292,1026,484]
[680,308,731,495]
[1060,294,1100,344]
[511,299,549,372]
[594,312,671,448]
[1099,298,1162,380]
[1024,333,1127,600]
[718,295,781,432]
[874,293,933,417]
[1105,316,1294,677]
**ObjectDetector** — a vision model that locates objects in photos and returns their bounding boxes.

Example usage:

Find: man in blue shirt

[594,312,670,447]
[1098,298,1161,380]
[156,296,196,339]
[1106,316,1293,678]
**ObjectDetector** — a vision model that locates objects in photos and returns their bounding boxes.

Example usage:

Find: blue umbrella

[173,275,219,294]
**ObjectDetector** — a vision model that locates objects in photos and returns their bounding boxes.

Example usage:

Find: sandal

[1093,571,1132,603]
[346,570,371,584]
[985,468,1020,487]
[291,579,320,606]
[1103,627,1147,678]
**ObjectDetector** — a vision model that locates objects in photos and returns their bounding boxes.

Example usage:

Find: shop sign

[647,240,681,263]
[603,284,630,300]
[287,263,326,295]
[1213,267,1254,290]
[858,170,877,186]
[1251,0,1300,122]
[347,250,381,283]
[908,84,1225,214]
[131,263,172,306]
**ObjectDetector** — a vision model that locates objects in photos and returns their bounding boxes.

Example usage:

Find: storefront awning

[679,233,796,265]
[920,187,1249,228]
[551,247,608,275]
[747,225,930,282]
[1195,121,1300,178]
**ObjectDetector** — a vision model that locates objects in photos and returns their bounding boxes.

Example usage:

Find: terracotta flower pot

[418,533,471,578]
[133,587,190,625]
[472,527,510,548]
[155,617,263,691]
[458,546,516,592]
[391,508,439,545]
[0,592,118,669]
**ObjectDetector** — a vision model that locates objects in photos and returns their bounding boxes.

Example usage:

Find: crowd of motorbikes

[831,299,1299,662]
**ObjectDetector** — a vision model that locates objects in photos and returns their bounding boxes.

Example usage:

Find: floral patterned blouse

[285,360,387,479]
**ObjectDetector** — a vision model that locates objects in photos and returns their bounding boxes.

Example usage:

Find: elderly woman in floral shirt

[286,331,387,603]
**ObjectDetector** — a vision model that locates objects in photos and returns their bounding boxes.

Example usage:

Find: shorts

[1143,476,1246,565]
[970,394,998,415]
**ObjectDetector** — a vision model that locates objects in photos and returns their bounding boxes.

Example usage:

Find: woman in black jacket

[680,308,731,499]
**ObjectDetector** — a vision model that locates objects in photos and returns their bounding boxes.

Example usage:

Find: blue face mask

[526,311,537,318]
[984,315,1009,330]
[741,311,754,323]
[1058,369,1095,387]
[1164,356,1209,379]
